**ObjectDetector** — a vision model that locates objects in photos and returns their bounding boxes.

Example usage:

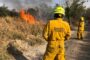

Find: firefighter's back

[49,18,69,41]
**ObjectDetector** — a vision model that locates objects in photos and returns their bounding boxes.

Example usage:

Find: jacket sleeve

[43,22,50,41]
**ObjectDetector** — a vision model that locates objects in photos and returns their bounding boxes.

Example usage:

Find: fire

[20,9,36,24]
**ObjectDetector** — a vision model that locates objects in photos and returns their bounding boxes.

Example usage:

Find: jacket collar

[56,18,63,21]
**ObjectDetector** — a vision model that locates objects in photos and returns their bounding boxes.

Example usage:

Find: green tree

[0,5,19,17]
[65,0,86,25]
[0,5,9,16]
[27,8,37,18]
[70,0,85,19]
[85,8,90,20]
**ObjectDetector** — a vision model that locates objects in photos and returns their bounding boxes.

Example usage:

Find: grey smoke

[0,0,52,10]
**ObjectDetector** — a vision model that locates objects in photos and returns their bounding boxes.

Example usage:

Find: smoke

[1,0,52,10]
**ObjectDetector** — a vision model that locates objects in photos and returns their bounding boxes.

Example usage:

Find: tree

[65,1,70,23]
[38,3,53,21]
[85,8,90,20]
[27,8,37,18]
[9,9,19,17]
[70,0,85,19]
[0,5,9,16]
[0,5,19,17]
[65,0,86,25]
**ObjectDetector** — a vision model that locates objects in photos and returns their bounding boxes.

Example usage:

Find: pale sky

[0,0,52,10]
[84,0,90,8]
[0,0,90,10]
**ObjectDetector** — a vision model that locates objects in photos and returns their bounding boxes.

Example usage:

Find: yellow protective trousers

[43,41,65,60]
[77,31,84,40]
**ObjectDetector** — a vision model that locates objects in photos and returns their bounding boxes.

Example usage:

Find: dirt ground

[1,31,90,60]
[65,25,90,60]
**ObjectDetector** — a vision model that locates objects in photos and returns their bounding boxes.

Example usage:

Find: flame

[20,9,36,24]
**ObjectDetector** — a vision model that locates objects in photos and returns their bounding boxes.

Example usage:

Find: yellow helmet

[80,16,84,21]
[54,6,65,15]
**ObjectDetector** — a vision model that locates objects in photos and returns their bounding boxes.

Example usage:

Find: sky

[84,0,90,8]
[52,0,65,6]
[54,0,90,8]
[0,0,52,10]
[0,0,90,10]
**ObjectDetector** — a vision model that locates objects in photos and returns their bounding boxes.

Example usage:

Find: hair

[54,13,64,19]
[79,19,84,22]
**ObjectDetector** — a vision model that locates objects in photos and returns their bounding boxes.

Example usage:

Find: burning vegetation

[20,9,36,24]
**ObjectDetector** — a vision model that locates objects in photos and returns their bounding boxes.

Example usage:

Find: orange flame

[20,9,36,24]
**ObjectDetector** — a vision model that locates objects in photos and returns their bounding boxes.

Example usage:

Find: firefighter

[77,16,85,40]
[43,6,71,60]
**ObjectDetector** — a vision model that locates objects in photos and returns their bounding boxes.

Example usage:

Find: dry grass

[0,40,14,60]
[0,16,45,60]
[0,16,44,40]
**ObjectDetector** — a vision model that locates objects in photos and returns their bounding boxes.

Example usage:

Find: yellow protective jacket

[78,21,84,31]
[43,18,71,41]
